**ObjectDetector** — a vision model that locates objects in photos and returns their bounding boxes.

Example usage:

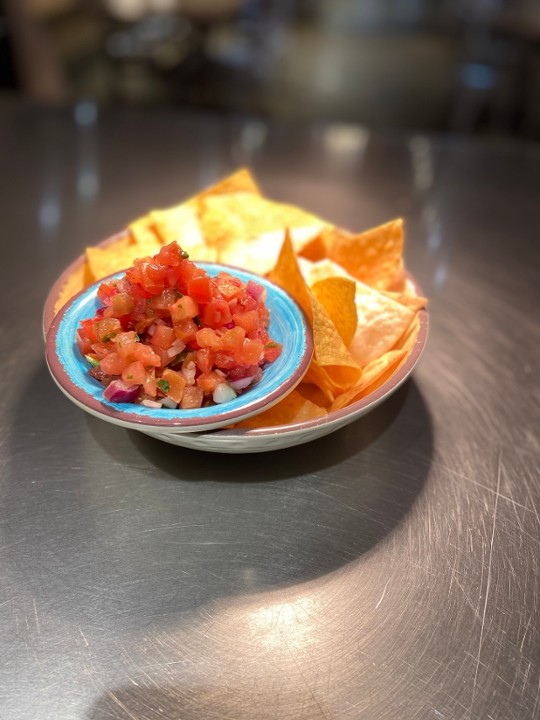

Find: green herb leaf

[157,379,170,393]
[180,250,189,259]
[84,354,99,368]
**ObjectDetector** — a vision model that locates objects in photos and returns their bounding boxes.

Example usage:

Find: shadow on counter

[7,363,432,626]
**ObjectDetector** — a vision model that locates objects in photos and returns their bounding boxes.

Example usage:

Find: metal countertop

[0,104,538,719]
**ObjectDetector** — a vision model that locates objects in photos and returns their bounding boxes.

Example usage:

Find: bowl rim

[44,232,428,439]
[46,264,314,432]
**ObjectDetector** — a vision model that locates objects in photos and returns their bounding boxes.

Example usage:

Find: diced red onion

[224,321,235,329]
[246,280,265,301]
[212,383,237,404]
[103,380,140,403]
[229,376,253,391]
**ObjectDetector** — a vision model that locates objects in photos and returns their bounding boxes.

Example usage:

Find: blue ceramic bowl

[46,264,313,433]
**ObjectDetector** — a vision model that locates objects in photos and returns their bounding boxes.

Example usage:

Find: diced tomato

[122,361,146,385]
[79,318,98,342]
[97,280,118,305]
[100,352,125,375]
[214,351,236,370]
[264,341,282,363]
[195,327,221,350]
[156,242,184,267]
[196,371,222,395]
[111,292,135,317]
[91,342,112,360]
[133,343,161,368]
[232,310,259,333]
[169,295,199,323]
[188,276,212,304]
[142,369,158,397]
[235,338,264,366]
[149,345,172,369]
[216,272,243,301]
[148,289,181,312]
[116,331,139,360]
[95,317,122,343]
[196,348,215,375]
[161,368,186,403]
[181,385,204,409]
[174,319,198,343]
[76,331,93,355]
[175,259,205,290]
[221,326,246,350]
[201,299,232,328]
[151,324,175,349]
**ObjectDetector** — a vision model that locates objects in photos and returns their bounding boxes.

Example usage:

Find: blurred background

[1,0,539,140]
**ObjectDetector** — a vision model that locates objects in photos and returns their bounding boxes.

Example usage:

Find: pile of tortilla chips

[55,169,427,428]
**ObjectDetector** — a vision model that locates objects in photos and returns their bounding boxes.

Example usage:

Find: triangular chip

[301,258,414,367]
[197,168,261,198]
[311,277,358,348]
[151,205,217,261]
[330,348,409,412]
[309,293,362,377]
[268,230,312,320]
[327,219,405,290]
[85,234,141,283]
[234,390,326,428]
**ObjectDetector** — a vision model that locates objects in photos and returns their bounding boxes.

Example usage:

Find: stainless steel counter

[0,103,538,719]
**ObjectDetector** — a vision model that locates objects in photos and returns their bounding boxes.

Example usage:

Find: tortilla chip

[311,277,357,347]
[268,230,312,320]
[197,168,261,198]
[234,390,326,428]
[199,193,325,249]
[300,257,414,367]
[296,381,333,409]
[383,290,428,312]
[128,217,162,249]
[309,294,362,378]
[295,229,332,262]
[54,263,87,314]
[150,204,216,261]
[218,231,284,276]
[85,234,140,283]
[327,219,405,290]
[330,348,408,411]
[349,282,414,367]
[302,361,338,403]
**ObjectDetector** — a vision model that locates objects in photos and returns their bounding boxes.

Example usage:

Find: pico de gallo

[76,241,282,409]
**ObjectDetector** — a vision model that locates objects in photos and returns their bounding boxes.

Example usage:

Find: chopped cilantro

[157,379,170,393]
[84,354,99,368]
[265,341,279,349]
[180,250,189,259]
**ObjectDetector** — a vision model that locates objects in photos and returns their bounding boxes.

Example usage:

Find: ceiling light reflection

[409,135,433,192]
[322,124,369,158]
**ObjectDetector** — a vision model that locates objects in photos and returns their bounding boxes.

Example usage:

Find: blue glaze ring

[46,264,313,433]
